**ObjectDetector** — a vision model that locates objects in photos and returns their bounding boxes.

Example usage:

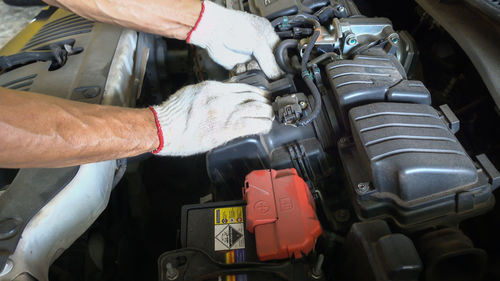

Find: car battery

[171,169,322,281]
[181,200,257,260]
[180,200,270,281]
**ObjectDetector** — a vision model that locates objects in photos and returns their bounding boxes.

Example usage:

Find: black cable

[297,30,322,127]
[271,14,323,126]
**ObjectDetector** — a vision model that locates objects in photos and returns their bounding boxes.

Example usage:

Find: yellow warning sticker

[214,206,246,252]
[214,206,244,225]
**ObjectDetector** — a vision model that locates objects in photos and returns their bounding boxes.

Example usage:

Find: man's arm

[42,0,284,79]
[42,0,202,40]
[0,81,273,168]
[0,87,159,168]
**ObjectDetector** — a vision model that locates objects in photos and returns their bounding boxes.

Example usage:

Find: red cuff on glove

[149,106,164,154]
[186,1,206,43]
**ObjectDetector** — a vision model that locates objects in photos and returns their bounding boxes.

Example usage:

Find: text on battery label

[214,206,244,225]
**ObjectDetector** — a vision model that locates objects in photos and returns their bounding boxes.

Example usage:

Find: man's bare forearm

[0,87,159,168]
[42,0,202,40]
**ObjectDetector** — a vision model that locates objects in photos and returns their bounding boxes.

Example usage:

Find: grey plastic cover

[349,102,477,201]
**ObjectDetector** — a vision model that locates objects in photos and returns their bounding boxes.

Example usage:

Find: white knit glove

[150,81,273,156]
[187,1,284,80]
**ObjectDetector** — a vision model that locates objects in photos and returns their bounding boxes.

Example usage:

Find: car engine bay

[0,0,500,280]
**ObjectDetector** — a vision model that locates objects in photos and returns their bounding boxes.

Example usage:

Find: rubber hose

[293,14,321,29]
[298,75,323,126]
[301,31,320,70]
[297,30,322,126]
[275,39,300,74]
[272,13,320,29]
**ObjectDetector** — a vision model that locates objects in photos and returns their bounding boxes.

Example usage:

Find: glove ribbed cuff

[186,1,206,43]
[149,106,164,154]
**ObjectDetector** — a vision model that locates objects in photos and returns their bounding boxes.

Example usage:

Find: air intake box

[339,102,495,230]
[326,52,431,131]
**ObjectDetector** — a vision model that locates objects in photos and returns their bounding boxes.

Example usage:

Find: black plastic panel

[339,102,495,230]
[339,220,422,281]
[325,52,431,130]
[207,120,329,189]
[351,102,476,201]
[248,0,328,19]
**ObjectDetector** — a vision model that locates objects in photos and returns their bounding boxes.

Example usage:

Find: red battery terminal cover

[243,168,322,261]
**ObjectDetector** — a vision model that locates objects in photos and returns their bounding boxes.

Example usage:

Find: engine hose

[301,31,320,70]
[271,13,321,30]
[275,39,300,74]
[306,52,340,68]
[293,14,321,29]
[297,30,322,127]
[298,75,323,127]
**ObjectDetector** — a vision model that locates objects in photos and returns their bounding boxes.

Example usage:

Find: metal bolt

[338,137,348,144]
[389,33,400,44]
[299,101,308,109]
[356,182,371,194]
[346,36,357,46]
[166,263,179,280]
[336,5,345,13]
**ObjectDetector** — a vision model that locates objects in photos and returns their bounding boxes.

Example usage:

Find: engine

[0,1,499,281]
[158,0,500,281]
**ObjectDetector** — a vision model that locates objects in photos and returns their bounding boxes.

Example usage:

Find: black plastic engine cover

[339,220,422,281]
[339,102,495,230]
[208,72,336,191]
[248,0,329,19]
[207,119,331,191]
[326,51,431,130]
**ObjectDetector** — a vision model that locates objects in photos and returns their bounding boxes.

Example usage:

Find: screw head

[389,34,400,44]
[356,182,371,194]
[299,101,308,109]
[346,36,357,46]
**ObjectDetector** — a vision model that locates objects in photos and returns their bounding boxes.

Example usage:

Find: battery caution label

[214,207,245,251]
[214,206,244,224]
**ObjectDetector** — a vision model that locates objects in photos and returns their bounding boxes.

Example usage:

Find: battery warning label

[214,207,245,251]
[215,206,244,224]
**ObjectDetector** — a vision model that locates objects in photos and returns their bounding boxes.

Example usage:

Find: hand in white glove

[187,1,284,80]
[149,81,274,156]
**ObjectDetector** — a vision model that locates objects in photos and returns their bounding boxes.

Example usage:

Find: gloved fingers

[208,91,271,111]
[202,116,272,153]
[230,100,274,122]
[214,82,270,97]
[229,116,274,137]
[259,19,281,50]
[207,45,251,70]
[253,44,285,80]
[245,14,280,51]
[198,82,271,101]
